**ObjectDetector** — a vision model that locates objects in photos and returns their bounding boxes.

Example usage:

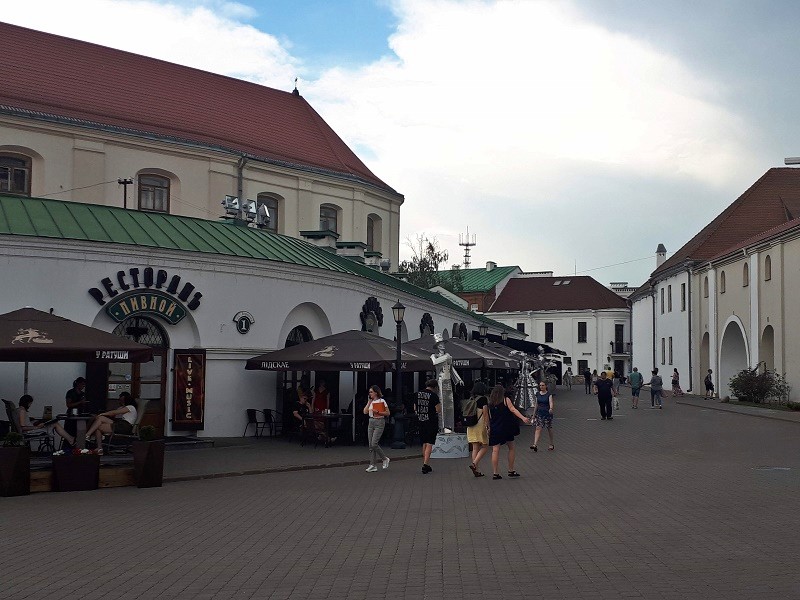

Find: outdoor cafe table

[56,414,94,449]
[305,413,352,444]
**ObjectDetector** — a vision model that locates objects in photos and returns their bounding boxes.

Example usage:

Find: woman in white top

[18,394,76,447]
[85,392,138,454]
[362,385,390,472]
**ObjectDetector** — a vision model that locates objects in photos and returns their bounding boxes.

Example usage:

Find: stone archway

[719,319,749,399]
[760,325,775,371]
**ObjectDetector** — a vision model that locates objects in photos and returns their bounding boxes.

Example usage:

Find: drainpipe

[687,269,693,392]
[652,285,657,369]
[237,155,248,220]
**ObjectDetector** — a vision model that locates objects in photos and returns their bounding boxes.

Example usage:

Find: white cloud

[2,0,763,283]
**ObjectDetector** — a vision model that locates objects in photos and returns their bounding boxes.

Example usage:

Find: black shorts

[113,420,133,435]
[705,382,715,391]
[419,424,438,445]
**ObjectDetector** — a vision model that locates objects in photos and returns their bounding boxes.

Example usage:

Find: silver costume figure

[431,334,463,431]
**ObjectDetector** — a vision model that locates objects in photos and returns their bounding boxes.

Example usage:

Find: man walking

[628,367,643,409]
[704,369,715,398]
[649,368,664,409]
[415,379,442,474]
[583,368,592,395]
[593,371,616,420]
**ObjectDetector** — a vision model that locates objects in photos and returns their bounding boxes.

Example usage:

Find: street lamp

[391,300,406,449]
[479,324,488,345]
[501,330,508,344]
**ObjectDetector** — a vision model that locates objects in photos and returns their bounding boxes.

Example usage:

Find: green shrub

[787,401,800,411]
[728,367,790,404]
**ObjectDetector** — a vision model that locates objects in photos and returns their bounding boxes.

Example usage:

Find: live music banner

[172,349,206,430]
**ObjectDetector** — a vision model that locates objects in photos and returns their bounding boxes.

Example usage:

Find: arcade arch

[719,317,749,399]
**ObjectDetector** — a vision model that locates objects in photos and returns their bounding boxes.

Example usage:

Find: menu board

[172,349,206,429]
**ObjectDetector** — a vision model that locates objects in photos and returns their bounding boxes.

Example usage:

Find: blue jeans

[651,389,662,407]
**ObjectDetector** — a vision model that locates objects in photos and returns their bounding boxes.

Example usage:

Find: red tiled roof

[0,22,395,193]
[651,168,800,277]
[489,276,628,312]
[708,216,800,262]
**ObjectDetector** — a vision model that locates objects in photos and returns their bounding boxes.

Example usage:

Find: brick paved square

[4,387,800,600]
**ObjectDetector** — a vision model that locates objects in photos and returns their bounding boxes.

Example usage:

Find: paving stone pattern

[4,387,800,600]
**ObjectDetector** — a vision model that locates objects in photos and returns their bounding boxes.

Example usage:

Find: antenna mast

[458,227,477,268]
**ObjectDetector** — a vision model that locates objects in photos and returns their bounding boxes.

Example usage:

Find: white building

[631,168,800,396]
[0,195,519,437]
[487,275,631,380]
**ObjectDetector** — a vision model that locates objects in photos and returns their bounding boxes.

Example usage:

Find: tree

[397,234,450,290]
[446,264,465,294]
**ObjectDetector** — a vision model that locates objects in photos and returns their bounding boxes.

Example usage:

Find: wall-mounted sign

[106,290,187,324]
[88,267,202,325]
[172,349,206,430]
[233,311,255,334]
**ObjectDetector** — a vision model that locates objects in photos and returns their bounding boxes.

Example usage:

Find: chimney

[656,243,667,267]
[486,261,497,272]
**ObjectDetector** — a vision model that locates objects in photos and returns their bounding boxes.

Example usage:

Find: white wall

[631,293,654,372]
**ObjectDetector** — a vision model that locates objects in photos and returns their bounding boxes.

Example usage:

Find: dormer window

[138,174,170,213]
[0,154,31,196]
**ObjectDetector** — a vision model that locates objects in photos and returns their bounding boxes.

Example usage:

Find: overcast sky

[6,0,800,286]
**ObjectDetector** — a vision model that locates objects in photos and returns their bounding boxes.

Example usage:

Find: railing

[609,342,631,354]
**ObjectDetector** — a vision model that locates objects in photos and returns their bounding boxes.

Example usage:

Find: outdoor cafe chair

[261,409,282,437]
[2,398,55,454]
[243,408,267,437]
[103,398,148,454]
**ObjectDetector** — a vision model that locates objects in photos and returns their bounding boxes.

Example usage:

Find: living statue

[431,334,463,431]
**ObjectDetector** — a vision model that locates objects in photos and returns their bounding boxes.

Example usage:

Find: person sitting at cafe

[313,380,330,413]
[18,394,76,448]
[85,392,138,454]
[64,376,89,438]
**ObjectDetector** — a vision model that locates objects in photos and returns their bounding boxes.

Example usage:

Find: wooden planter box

[52,453,100,492]
[133,439,165,488]
[0,446,31,496]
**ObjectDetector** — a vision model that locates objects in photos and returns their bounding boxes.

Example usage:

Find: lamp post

[118,178,133,209]
[501,330,508,344]
[479,324,488,345]
[391,300,406,449]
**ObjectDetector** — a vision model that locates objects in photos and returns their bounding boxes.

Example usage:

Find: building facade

[631,168,800,397]
[0,22,402,268]
[487,275,631,380]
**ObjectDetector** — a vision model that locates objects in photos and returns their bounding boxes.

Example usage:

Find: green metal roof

[0,194,515,332]
[434,265,519,293]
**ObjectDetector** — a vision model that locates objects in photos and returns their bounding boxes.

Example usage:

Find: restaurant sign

[106,290,187,324]
[173,349,205,430]
[88,267,203,326]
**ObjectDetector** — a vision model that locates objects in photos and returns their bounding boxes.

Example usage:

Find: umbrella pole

[24,361,29,394]
[352,371,356,443]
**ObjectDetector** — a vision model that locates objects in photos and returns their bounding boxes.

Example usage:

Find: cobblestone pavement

[5,386,800,600]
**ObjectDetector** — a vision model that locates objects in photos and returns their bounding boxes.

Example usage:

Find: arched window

[765,255,772,281]
[320,204,339,233]
[366,214,382,253]
[285,325,313,348]
[138,174,170,212]
[720,270,726,294]
[0,153,31,196]
[743,263,749,287]
[703,276,709,298]
[257,193,280,234]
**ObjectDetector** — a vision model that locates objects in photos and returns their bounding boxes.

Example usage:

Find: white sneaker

[365,465,378,472]
[382,458,390,470]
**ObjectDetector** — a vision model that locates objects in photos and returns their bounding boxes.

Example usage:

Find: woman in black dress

[488,385,529,480]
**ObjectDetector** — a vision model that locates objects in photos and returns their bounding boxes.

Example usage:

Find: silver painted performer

[431,333,463,431]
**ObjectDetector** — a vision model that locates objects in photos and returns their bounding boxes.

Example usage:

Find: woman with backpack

[488,384,530,480]
[463,381,490,478]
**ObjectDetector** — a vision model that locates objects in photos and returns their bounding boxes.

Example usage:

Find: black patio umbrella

[403,335,521,370]
[0,308,153,363]
[245,330,433,372]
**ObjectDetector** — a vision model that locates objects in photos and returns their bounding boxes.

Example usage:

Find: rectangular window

[681,283,686,311]
[545,322,554,343]
[138,174,170,213]
[668,337,673,365]
[516,323,525,334]
[660,288,664,314]
[667,285,672,312]
[320,205,338,233]
[578,322,587,343]
[578,359,588,375]
[0,155,31,196]
[470,304,478,311]
[257,196,279,234]
[661,338,666,365]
